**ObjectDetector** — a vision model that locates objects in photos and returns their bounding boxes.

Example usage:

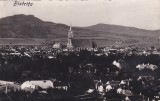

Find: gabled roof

[137,76,154,81]
[106,81,120,85]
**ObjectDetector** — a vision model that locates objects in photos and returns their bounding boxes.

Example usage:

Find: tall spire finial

[69,24,72,31]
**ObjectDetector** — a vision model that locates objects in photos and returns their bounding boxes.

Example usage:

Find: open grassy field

[0,37,159,48]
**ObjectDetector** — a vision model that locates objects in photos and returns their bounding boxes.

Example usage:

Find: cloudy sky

[0,0,160,30]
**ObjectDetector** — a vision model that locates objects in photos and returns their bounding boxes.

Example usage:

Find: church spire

[67,24,74,49]
[69,24,72,31]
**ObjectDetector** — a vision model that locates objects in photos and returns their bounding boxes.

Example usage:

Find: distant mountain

[0,14,159,47]
[84,23,160,47]
[85,23,158,37]
[0,14,70,38]
[0,14,98,38]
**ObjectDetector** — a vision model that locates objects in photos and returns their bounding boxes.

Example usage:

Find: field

[0,36,159,48]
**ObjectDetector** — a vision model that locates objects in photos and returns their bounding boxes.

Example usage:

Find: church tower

[67,25,74,49]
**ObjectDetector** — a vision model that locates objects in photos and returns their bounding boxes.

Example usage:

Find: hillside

[85,23,158,36]
[0,14,159,47]
[0,14,99,38]
[0,14,67,38]
[84,23,160,47]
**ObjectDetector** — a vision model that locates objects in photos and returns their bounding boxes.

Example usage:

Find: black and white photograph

[0,0,160,100]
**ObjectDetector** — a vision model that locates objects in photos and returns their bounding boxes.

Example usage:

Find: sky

[0,0,160,30]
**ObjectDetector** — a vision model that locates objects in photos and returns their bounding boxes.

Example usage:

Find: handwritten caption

[13,1,33,7]
[11,0,112,7]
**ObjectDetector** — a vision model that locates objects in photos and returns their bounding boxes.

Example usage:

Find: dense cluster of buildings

[0,26,160,101]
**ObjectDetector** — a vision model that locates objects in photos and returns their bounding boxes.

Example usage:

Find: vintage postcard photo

[0,0,160,101]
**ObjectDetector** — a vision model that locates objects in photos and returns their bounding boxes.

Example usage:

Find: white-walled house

[117,88,123,94]
[0,80,14,85]
[112,60,121,69]
[117,88,132,96]
[21,80,53,92]
[136,63,158,71]
[0,80,21,93]
[105,85,112,92]
[98,85,103,93]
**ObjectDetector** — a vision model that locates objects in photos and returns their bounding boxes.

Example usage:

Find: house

[0,80,14,85]
[105,85,112,92]
[109,48,117,54]
[105,81,120,92]
[10,52,21,56]
[0,80,20,93]
[126,95,148,101]
[98,85,103,93]
[53,81,69,91]
[112,60,121,69]
[120,80,128,85]
[94,80,104,93]
[106,81,120,88]
[24,52,31,57]
[93,80,103,90]
[7,83,21,92]
[122,90,132,96]
[137,76,154,81]
[22,87,35,93]
[125,96,131,101]
[136,64,146,70]
[148,64,158,71]
[136,63,158,71]
[95,80,120,93]
[117,88,123,94]
[21,80,53,92]
[119,80,130,89]
[53,43,62,49]
[86,89,94,93]
[117,88,132,96]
